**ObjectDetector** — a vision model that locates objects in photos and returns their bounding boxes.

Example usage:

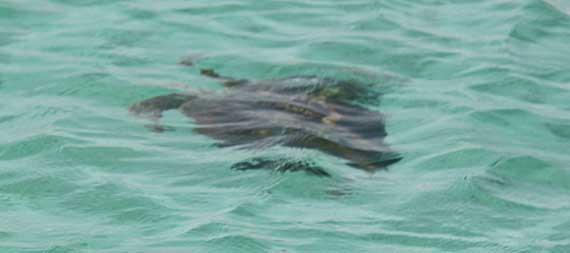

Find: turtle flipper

[231,157,331,177]
[200,68,221,78]
[143,123,175,133]
[129,93,194,117]
[341,149,402,172]
[129,93,195,132]
[200,68,247,88]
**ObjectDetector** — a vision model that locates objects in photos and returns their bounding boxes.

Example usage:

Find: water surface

[1,0,570,252]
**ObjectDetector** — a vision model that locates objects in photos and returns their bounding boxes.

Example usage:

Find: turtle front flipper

[200,68,247,88]
[129,93,195,132]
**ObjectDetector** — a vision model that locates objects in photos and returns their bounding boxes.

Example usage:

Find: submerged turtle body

[129,69,401,175]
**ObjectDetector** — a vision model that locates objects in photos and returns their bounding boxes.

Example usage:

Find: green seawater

[1,0,570,252]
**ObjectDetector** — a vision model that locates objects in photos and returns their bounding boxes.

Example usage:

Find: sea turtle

[129,69,401,176]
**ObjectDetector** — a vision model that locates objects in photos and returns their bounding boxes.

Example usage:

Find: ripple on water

[0,134,64,161]
[1,0,570,252]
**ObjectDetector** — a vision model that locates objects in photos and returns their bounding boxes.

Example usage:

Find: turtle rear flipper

[143,123,175,133]
[344,150,402,171]
[231,157,331,177]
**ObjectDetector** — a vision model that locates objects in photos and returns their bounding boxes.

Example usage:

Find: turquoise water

[1,0,570,252]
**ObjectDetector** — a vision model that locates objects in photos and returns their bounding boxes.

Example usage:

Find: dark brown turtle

[129,69,401,176]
